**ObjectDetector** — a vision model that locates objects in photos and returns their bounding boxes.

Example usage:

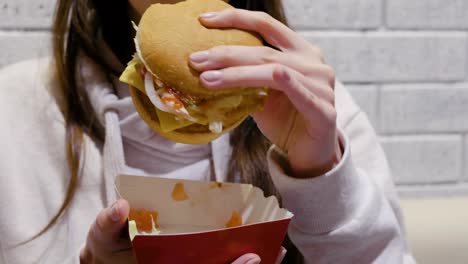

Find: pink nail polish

[246,257,261,264]
[202,71,223,82]
[190,51,209,63]
[199,12,217,19]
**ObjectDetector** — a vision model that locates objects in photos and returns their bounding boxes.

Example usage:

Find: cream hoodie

[0,58,415,264]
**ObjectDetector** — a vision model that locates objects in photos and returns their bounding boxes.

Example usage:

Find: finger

[300,75,335,105]
[199,9,308,51]
[79,245,93,264]
[190,45,318,77]
[231,253,261,264]
[200,64,331,119]
[191,45,336,102]
[112,250,138,264]
[88,199,131,252]
[273,66,337,127]
[80,248,136,264]
[275,247,287,264]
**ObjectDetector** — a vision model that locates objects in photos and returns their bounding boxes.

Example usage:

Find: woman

[0,0,415,263]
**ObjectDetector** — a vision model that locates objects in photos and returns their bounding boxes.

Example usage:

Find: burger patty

[132,87,263,133]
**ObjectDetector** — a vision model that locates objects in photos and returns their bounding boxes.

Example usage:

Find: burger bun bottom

[129,86,248,145]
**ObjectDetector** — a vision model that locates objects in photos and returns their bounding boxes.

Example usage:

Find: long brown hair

[44,0,303,262]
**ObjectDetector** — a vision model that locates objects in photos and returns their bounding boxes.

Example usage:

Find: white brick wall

[0,32,50,68]
[0,0,54,29]
[387,0,468,29]
[0,0,52,68]
[346,85,378,126]
[380,84,468,133]
[285,0,468,197]
[1,0,467,197]
[305,33,467,82]
[381,136,463,184]
[285,0,382,29]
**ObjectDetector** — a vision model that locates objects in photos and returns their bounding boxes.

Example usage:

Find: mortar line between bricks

[384,27,468,31]
[380,0,387,31]
[0,28,52,32]
[378,132,466,138]
[397,182,468,188]
[346,81,468,86]
[462,134,466,182]
[396,181,461,187]
[376,83,382,134]
[294,27,379,32]
[343,80,468,85]
[397,184,468,198]
[298,28,459,33]
[299,30,468,37]
[465,39,468,81]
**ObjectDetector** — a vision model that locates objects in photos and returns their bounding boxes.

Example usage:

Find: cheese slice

[155,109,195,132]
[119,56,145,93]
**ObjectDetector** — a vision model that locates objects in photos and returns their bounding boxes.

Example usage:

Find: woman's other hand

[234,247,287,264]
[80,199,136,264]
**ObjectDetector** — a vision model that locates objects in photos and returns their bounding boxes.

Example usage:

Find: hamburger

[120,0,267,145]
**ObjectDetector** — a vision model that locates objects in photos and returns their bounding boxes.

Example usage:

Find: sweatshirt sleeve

[268,111,416,264]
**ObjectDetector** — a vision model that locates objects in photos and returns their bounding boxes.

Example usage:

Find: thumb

[275,247,287,264]
[95,199,130,237]
[85,199,131,254]
[231,253,261,264]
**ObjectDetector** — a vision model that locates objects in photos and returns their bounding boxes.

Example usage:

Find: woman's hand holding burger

[191,9,341,178]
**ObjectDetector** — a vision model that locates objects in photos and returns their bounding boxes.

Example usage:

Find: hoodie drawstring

[102,111,126,207]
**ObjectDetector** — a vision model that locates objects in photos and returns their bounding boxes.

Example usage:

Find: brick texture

[347,85,378,127]
[380,84,468,133]
[0,32,50,68]
[283,0,382,29]
[0,0,54,29]
[387,0,468,29]
[1,0,468,197]
[303,33,467,83]
[464,137,468,182]
[381,136,462,184]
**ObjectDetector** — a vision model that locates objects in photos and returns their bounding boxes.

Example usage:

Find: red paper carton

[116,175,293,264]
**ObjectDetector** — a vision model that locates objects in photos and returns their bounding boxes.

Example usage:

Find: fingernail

[277,67,290,82]
[190,51,209,63]
[246,257,261,264]
[275,247,287,264]
[202,71,223,83]
[110,201,120,222]
[280,247,287,258]
[199,12,217,19]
